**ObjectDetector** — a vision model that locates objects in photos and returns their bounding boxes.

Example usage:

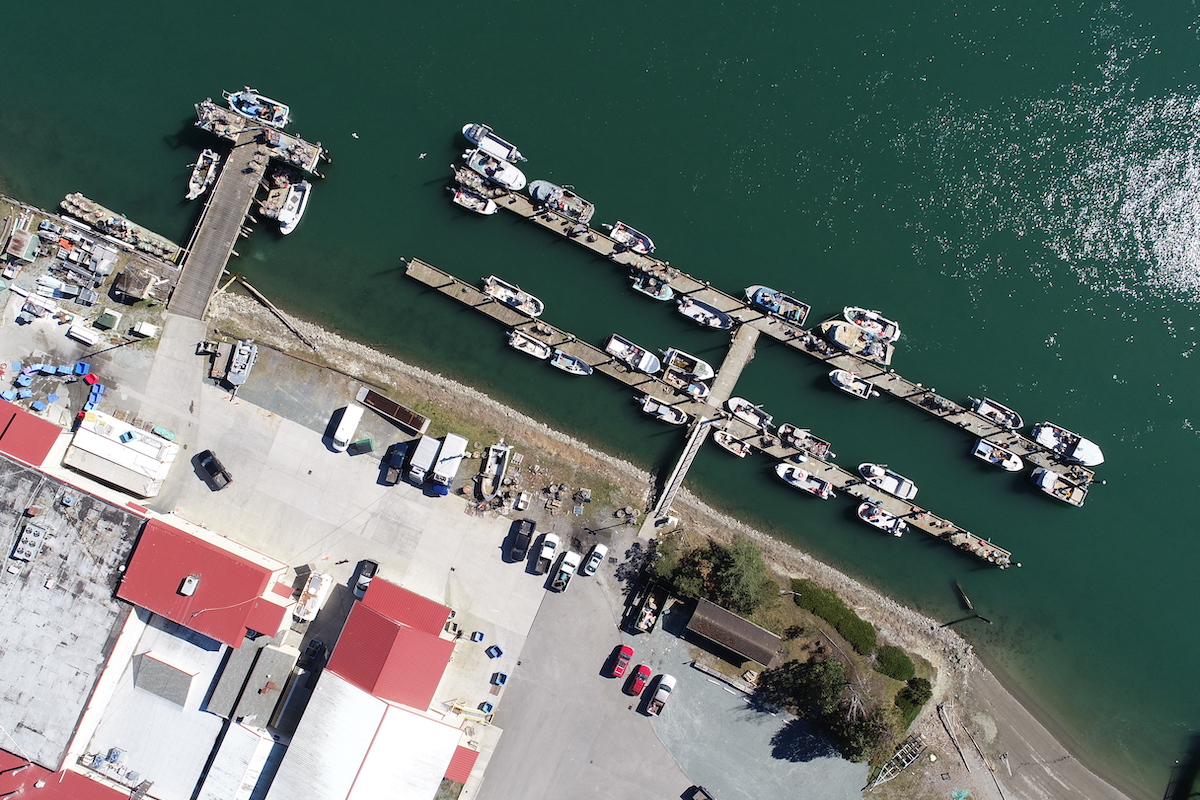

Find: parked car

[298,637,325,668]
[509,519,535,563]
[354,559,379,598]
[627,664,652,696]
[611,645,633,679]
[197,449,232,490]
[582,543,608,576]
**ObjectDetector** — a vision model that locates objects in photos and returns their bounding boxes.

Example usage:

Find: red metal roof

[443,745,479,784]
[244,596,289,637]
[117,520,276,648]
[0,749,126,800]
[326,604,455,710]
[361,578,451,636]
[0,399,61,467]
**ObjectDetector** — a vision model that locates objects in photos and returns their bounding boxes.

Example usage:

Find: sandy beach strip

[209,290,1141,800]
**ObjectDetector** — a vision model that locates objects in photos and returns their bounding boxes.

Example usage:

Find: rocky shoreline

[208,290,1137,800]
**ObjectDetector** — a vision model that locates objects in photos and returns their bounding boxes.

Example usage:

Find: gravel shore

[210,290,1138,800]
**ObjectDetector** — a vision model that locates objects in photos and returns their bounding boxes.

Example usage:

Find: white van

[430,433,468,488]
[406,435,441,484]
[331,405,365,452]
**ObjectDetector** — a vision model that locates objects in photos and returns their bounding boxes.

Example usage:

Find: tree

[758,658,846,717]
[652,534,775,615]
[828,706,895,762]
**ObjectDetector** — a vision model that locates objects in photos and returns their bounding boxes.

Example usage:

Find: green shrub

[874,645,916,681]
[894,677,933,727]
[790,578,877,655]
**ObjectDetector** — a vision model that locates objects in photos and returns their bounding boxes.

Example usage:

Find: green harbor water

[2,2,1198,796]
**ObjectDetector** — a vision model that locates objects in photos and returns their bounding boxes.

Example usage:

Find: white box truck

[430,433,468,488]
[406,435,441,484]
[331,405,365,452]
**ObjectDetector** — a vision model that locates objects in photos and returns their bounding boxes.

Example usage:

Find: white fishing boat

[226,340,258,386]
[185,149,220,201]
[507,330,551,359]
[858,463,918,500]
[479,442,513,500]
[661,368,710,399]
[450,187,498,215]
[829,368,877,399]
[774,463,836,500]
[969,396,1024,430]
[639,395,688,425]
[820,320,894,364]
[277,180,311,235]
[630,271,674,301]
[661,348,715,381]
[483,275,544,317]
[843,307,901,343]
[294,571,333,621]
[1032,422,1104,466]
[971,438,1024,472]
[605,334,661,373]
[464,147,527,190]
[549,348,593,375]
[726,397,773,429]
[462,123,527,163]
[857,502,908,537]
[1030,466,1088,507]
[604,221,655,254]
[677,297,734,330]
[529,180,594,223]
[713,429,751,458]
[778,423,834,459]
[745,285,811,326]
[225,87,291,128]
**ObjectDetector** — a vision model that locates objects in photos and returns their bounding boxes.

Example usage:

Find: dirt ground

[208,290,1138,800]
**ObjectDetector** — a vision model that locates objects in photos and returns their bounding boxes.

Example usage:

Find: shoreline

[208,290,1140,800]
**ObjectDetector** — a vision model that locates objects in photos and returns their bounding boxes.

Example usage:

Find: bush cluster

[874,645,916,681]
[894,677,933,727]
[789,578,877,654]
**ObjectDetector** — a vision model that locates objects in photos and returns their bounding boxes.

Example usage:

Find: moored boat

[661,348,715,381]
[450,187,498,215]
[276,180,311,235]
[829,368,877,399]
[661,368,710,400]
[479,442,513,500]
[677,297,734,330]
[483,275,544,317]
[605,221,655,254]
[820,320,894,364]
[464,148,527,190]
[639,395,688,425]
[774,463,836,500]
[726,397,773,429]
[507,330,551,359]
[529,180,594,223]
[605,334,661,373]
[843,307,901,343]
[549,349,593,375]
[968,396,1024,430]
[857,502,908,537]
[462,123,526,163]
[1032,422,1104,466]
[745,285,810,326]
[1030,466,1088,506]
[971,438,1024,472]
[186,149,220,201]
[777,423,834,459]
[713,429,751,458]
[858,463,918,500]
[225,87,291,128]
[630,271,675,301]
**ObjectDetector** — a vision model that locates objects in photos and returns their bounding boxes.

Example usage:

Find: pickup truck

[551,550,582,592]
[647,674,676,715]
[535,533,560,575]
[382,443,406,486]
[197,450,233,490]
[635,583,670,633]
[509,519,534,563]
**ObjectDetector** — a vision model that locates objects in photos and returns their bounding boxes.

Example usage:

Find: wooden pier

[168,100,328,320]
[405,255,1017,569]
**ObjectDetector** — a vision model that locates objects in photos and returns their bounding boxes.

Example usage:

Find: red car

[627,664,652,696]
[611,645,633,678]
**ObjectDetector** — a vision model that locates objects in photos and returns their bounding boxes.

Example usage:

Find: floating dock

[405,256,1017,569]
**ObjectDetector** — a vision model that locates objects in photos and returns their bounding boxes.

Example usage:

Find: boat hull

[971,439,1024,472]
[507,330,551,359]
[608,221,654,254]
[462,123,526,163]
[726,397,772,429]
[529,180,594,223]
[858,463,918,500]
[1031,466,1088,506]
[843,306,901,343]
[451,188,498,215]
[226,88,290,129]
[483,276,544,317]
[820,320,894,365]
[713,429,750,458]
[829,368,875,399]
[277,181,310,235]
[969,396,1024,430]
[857,502,907,537]
[774,463,835,500]
[745,285,810,326]
[1032,422,1104,466]
[677,297,733,330]
[606,335,661,374]
[630,272,674,301]
[465,148,527,190]
[640,395,687,425]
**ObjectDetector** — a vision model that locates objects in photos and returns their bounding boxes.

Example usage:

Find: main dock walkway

[405,255,1017,569]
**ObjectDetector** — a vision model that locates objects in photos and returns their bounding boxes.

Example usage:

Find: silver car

[581,543,608,576]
